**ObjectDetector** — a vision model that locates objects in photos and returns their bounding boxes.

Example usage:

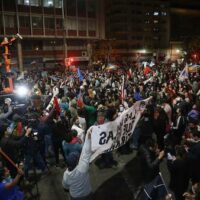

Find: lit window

[48,1,53,6]
[25,0,29,5]
[153,20,158,24]
[161,12,167,16]
[55,0,62,8]
[30,0,41,6]
[43,0,53,7]
[153,12,159,16]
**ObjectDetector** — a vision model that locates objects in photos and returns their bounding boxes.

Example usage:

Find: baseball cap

[4,98,11,104]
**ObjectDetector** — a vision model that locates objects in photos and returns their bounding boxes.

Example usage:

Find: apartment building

[0,0,105,68]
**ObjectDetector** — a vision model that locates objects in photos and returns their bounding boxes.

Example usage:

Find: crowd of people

[0,58,199,200]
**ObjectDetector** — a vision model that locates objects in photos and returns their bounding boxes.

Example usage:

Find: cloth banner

[179,65,189,81]
[90,97,151,161]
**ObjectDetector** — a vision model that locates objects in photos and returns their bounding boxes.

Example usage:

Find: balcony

[5,28,18,35]
[88,31,96,37]
[19,27,31,35]
[44,7,54,14]
[18,5,30,13]
[56,29,65,36]
[33,28,44,35]
[45,29,55,35]
[23,50,63,57]
[30,6,43,13]
[78,31,87,37]
[68,30,77,36]
[22,49,83,58]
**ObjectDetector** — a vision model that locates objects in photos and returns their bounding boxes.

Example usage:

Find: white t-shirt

[62,134,92,198]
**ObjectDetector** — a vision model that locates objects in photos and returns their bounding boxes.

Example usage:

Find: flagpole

[121,75,125,104]
[0,148,19,170]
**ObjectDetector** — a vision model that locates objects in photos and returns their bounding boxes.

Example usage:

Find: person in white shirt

[62,128,93,200]
[0,98,13,120]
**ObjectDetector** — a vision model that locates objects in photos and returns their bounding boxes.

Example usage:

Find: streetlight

[140,49,147,54]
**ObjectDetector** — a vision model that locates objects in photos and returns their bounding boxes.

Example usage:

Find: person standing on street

[62,128,93,200]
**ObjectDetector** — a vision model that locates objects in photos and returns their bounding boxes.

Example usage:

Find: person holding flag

[0,161,24,200]
[179,64,189,81]
[62,128,93,200]
[77,67,84,82]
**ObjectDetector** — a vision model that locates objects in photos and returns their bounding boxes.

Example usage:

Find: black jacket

[137,145,161,183]
[188,141,200,183]
[168,158,190,200]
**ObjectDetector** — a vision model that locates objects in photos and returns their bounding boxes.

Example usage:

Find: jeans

[52,138,66,164]
[24,153,46,179]
[70,193,93,200]
[38,123,54,160]
[131,127,141,148]
[44,134,54,156]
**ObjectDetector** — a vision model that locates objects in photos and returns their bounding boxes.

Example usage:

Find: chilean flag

[120,75,125,103]
[53,96,61,115]
[127,68,133,79]
[144,66,151,76]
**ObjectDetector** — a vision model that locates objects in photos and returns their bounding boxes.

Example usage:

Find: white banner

[179,65,189,81]
[90,98,151,161]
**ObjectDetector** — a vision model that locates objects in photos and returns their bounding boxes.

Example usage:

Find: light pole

[62,0,67,62]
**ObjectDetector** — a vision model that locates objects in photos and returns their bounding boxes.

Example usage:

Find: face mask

[144,117,149,122]
[185,98,190,103]
[97,116,105,125]
[119,106,124,112]
[3,175,12,183]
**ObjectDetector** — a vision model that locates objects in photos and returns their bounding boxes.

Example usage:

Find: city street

[0,1,200,200]
[33,150,169,200]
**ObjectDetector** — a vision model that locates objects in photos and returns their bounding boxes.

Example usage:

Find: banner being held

[90,97,151,161]
[179,65,189,81]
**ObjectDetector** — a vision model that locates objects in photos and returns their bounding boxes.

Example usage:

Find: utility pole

[62,0,67,62]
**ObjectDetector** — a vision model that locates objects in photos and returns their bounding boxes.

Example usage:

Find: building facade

[170,0,200,41]
[168,0,200,60]
[0,0,105,69]
[104,0,170,61]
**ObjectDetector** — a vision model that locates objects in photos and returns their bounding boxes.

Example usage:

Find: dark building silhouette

[170,0,200,41]
[105,0,170,60]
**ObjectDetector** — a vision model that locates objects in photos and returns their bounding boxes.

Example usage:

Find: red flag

[77,96,84,108]
[120,75,125,103]
[53,96,61,115]
[144,66,151,75]
[17,122,23,136]
[127,68,133,78]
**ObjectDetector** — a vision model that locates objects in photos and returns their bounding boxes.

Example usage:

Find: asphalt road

[24,150,170,200]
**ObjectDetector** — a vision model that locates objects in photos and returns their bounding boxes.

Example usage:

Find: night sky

[171,0,200,9]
